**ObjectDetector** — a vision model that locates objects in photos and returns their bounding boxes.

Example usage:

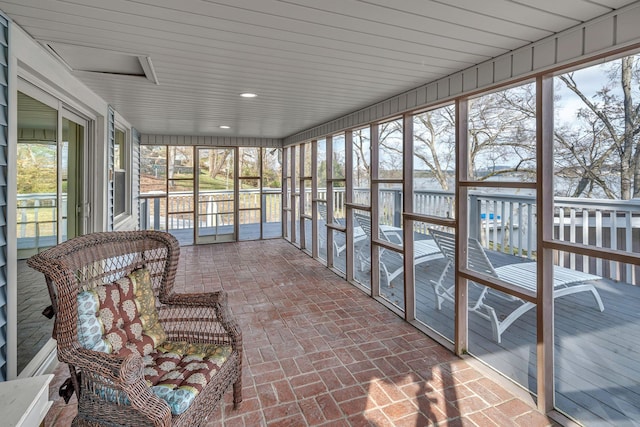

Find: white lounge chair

[317,203,395,258]
[317,202,366,257]
[353,212,443,286]
[428,228,605,343]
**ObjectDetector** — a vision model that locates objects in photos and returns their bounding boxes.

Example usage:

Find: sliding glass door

[17,89,87,375]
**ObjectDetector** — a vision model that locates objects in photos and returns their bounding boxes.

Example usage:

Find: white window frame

[113,123,132,226]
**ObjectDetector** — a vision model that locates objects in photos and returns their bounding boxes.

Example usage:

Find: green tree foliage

[17,143,57,194]
[262,148,282,188]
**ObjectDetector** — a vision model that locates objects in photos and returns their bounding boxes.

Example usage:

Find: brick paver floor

[43,239,558,426]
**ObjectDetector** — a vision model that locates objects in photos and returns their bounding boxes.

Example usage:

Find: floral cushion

[130,268,166,347]
[77,291,110,352]
[143,343,232,415]
[77,268,231,415]
[77,267,166,357]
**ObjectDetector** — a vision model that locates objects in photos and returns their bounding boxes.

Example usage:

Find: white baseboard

[18,340,58,378]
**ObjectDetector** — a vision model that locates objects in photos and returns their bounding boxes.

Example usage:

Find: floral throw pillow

[77,268,166,356]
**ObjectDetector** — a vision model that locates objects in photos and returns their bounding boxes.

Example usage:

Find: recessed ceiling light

[219,125,230,129]
[240,92,257,98]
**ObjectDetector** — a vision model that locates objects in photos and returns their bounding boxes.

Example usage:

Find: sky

[554,60,622,125]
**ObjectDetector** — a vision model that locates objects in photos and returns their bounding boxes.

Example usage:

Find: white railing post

[610,211,618,280]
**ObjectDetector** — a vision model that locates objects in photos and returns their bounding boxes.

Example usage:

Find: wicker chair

[27,230,242,427]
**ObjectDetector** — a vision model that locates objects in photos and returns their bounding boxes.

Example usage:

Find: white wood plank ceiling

[2,0,637,138]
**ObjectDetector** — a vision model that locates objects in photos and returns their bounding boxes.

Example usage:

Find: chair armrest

[70,348,136,381]
[160,290,227,307]
[63,349,172,426]
[157,291,242,349]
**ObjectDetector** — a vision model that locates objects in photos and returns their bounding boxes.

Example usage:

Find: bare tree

[208,149,233,180]
[378,119,403,179]
[413,105,455,190]
[468,84,537,181]
[556,55,640,199]
[352,128,370,188]
[167,146,193,187]
[262,148,282,188]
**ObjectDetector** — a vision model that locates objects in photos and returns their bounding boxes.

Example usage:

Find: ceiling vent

[44,42,159,84]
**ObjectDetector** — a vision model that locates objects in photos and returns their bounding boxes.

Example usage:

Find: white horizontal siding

[141,134,282,148]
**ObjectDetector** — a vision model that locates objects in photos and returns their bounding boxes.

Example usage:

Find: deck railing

[139,188,282,230]
[554,197,640,284]
[18,189,640,284]
[16,193,64,252]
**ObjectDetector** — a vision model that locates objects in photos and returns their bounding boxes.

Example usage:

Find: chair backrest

[467,237,499,277]
[26,230,179,354]
[353,211,398,242]
[428,228,498,278]
[317,202,328,222]
[353,211,373,237]
[318,202,346,226]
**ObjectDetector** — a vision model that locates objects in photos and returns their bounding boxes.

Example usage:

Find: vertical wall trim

[107,106,114,231]
[0,13,9,381]
[132,127,141,229]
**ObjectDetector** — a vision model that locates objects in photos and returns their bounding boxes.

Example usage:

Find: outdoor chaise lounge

[317,203,400,258]
[353,212,443,286]
[428,228,605,343]
[317,202,366,257]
